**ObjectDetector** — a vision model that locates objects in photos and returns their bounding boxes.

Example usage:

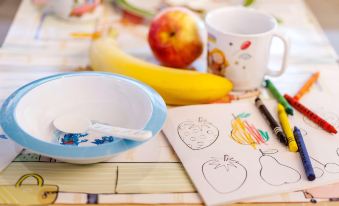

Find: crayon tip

[280,133,289,146]
[277,104,284,112]
[289,141,298,152]
[264,79,270,87]
[286,107,294,115]
[330,127,338,134]
[308,173,316,181]
[284,94,291,100]
[325,125,337,134]
[293,95,300,101]
[314,71,320,78]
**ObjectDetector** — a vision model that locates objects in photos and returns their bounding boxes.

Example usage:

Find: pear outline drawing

[259,149,301,186]
[299,130,339,175]
[310,156,339,174]
[313,166,324,178]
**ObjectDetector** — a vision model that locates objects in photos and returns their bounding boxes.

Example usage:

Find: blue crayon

[293,126,315,181]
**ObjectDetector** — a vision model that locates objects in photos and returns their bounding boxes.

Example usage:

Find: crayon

[294,126,315,181]
[284,94,337,134]
[277,104,298,152]
[265,79,294,115]
[255,97,288,146]
[71,31,101,39]
[211,89,261,104]
[294,72,320,100]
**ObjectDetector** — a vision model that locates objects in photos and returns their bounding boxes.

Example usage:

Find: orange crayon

[294,72,320,100]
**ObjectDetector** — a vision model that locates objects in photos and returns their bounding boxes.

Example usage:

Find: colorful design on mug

[227,41,252,72]
[239,53,252,60]
[208,48,229,76]
[92,136,116,145]
[240,41,251,50]
[232,40,252,57]
[59,133,89,146]
[208,33,217,43]
[70,0,101,17]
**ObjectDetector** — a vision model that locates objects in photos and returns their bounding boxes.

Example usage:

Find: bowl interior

[14,75,153,145]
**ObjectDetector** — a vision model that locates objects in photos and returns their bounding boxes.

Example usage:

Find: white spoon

[53,114,152,142]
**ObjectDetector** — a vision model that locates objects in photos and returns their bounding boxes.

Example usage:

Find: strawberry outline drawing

[177,117,219,150]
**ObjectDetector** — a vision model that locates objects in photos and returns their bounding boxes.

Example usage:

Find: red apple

[148,7,204,68]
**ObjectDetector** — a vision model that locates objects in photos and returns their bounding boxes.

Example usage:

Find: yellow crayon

[277,104,298,152]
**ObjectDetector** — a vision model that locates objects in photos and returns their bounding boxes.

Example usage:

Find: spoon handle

[89,123,152,141]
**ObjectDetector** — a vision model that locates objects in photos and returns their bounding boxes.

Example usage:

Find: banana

[90,37,233,105]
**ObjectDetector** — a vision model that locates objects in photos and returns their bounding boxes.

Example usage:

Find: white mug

[205,7,289,91]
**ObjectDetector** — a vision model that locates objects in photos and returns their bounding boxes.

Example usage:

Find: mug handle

[266,32,290,77]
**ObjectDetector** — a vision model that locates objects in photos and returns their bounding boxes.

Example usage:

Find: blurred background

[0,0,337,56]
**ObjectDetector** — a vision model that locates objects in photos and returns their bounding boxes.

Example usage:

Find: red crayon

[284,94,337,134]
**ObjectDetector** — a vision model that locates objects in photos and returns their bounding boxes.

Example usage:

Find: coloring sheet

[163,97,339,205]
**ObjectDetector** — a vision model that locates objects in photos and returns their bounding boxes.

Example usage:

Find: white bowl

[0,72,167,164]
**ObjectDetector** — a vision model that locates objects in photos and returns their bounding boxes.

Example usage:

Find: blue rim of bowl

[0,72,167,160]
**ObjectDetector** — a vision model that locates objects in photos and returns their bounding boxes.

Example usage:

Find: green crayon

[265,79,294,115]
